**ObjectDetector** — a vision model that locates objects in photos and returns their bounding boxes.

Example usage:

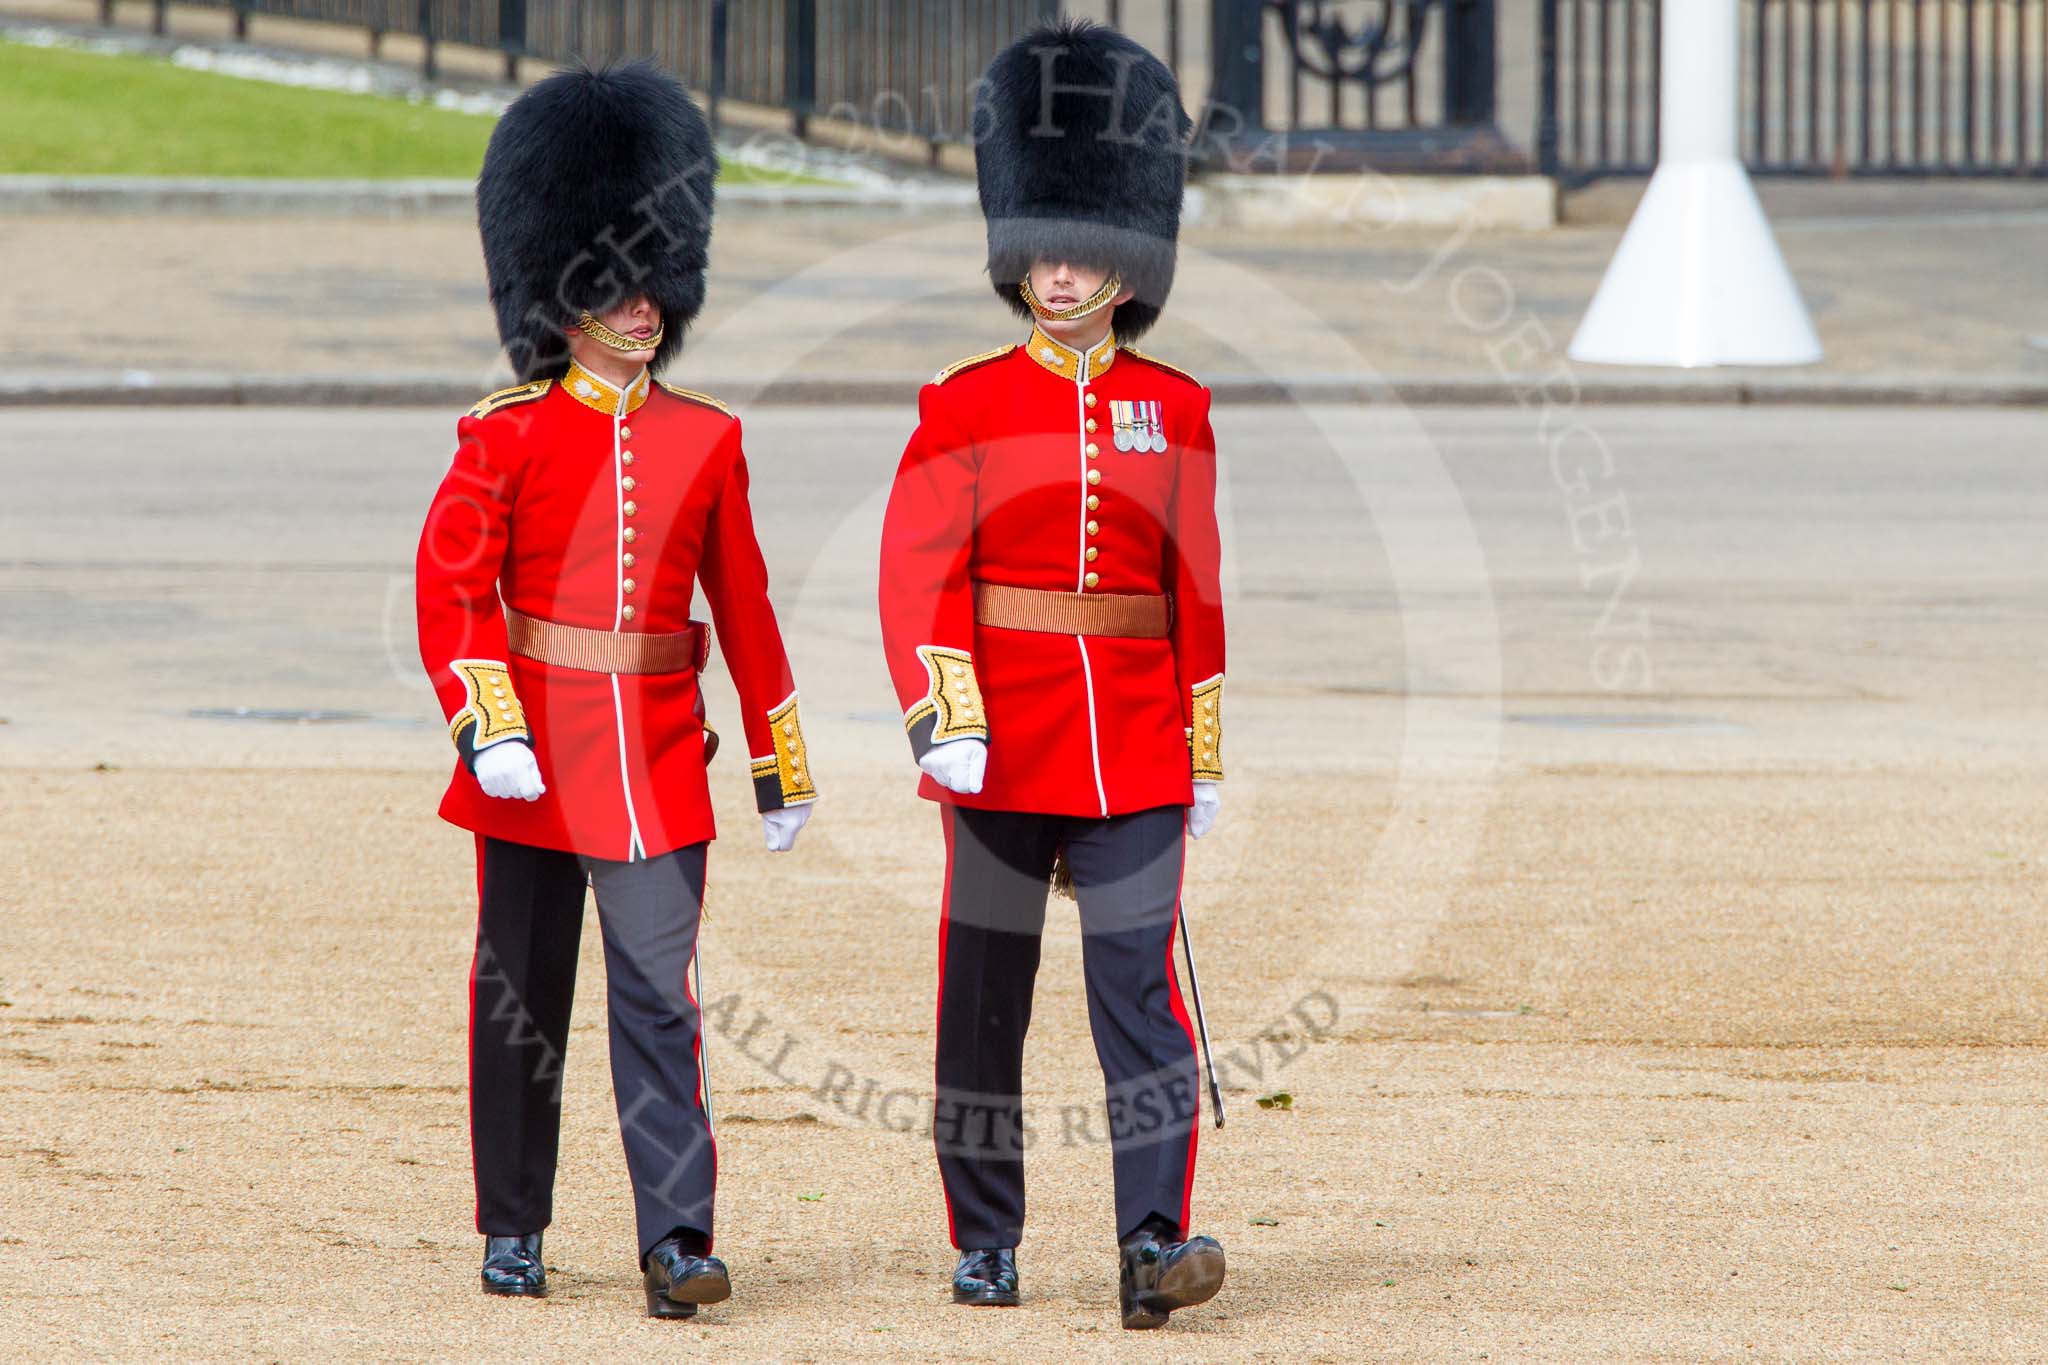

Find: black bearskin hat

[975,19,1190,342]
[476,61,717,382]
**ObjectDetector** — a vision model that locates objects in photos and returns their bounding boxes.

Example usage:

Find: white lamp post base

[1568,0,1822,369]
[1568,160,1821,368]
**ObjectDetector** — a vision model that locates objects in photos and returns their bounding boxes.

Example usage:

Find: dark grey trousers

[469,836,716,1263]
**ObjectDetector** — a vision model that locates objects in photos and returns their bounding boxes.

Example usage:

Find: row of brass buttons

[1082,390,1102,588]
[621,427,640,621]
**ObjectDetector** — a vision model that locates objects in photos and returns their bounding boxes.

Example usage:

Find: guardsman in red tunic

[414,63,815,1320]
[877,20,1227,1330]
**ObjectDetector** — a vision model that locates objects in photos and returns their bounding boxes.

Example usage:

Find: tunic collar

[1023,324,1117,383]
[562,359,651,416]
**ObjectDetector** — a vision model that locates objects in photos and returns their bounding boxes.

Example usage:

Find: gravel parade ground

[2,403,2042,1359]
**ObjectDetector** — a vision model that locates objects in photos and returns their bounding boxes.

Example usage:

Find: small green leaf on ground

[1889,1283,1910,1292]
[1381,1279,1396,1287]
[1248,1216,1279,1226]
[1255,1091,1294,1110]
[797,1191,825,1202]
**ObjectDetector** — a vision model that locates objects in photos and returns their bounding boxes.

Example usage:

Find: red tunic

[878,326,1226,817]
[416,361,815,861]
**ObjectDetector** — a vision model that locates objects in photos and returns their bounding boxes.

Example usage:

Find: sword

[693,937,715,1140]
[1177,900,1225,1129]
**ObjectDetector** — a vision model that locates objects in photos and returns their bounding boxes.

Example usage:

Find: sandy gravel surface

[5,764,2043,1361]
[2,403,2043,1359]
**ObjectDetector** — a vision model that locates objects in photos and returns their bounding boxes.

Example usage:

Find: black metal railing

[100,0,1533,172]
[807,0,1055,145]
[1542,0,2048,182]
[115,0,1057,142]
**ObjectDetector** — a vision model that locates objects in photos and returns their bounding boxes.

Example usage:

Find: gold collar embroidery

[1023,325,1117,383]
[562,360,651,416]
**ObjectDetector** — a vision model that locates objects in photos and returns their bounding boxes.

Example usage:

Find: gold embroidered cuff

[1189,674,1223,782]
[751,692,818,807]
[907,646,987,743]
[450,659,529,751]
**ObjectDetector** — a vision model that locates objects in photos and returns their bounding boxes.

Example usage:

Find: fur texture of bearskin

[476,61,717,381]
[975,18,1190,341]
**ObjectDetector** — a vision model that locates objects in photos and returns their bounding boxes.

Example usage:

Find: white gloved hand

[918,738,987,795]
[762,803,812,852]
[475,743,545,801]
[1187,780,1220,839]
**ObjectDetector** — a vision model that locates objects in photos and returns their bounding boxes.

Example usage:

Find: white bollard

[1568,0,1822,367]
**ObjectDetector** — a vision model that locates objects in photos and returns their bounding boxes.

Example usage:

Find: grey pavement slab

[6,206,2048,397]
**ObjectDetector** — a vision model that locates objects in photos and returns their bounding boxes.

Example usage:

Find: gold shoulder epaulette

[932,346,1013,386]
[1121,347,1202,388]
[656,381,734,417]
[467,379,551,419]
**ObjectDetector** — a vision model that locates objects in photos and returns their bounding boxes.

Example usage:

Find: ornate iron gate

[1205,0,1527,170]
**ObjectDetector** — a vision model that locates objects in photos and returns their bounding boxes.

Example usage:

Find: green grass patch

[0,38,496,176]
[0,39,810,181]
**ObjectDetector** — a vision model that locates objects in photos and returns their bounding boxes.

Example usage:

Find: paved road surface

[2,403,2038,774]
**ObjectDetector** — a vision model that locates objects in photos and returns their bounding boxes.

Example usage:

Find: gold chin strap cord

[577,311,664,353]
[1019,275,1121,323]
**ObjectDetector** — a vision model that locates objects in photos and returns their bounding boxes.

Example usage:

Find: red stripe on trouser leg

[935,805,959,1249]
[688,852,718,1253]
[682,945,718,1253]
[1164,853,1199,1238]
[469,833,485,1235]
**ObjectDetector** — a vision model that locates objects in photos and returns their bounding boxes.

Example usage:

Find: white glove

[919,738,987,795]
[475,743,545,801]
[1187,781,1220,839]
[762,803,812,852]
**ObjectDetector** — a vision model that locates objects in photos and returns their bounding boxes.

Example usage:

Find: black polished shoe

[480,1233,546,1297]
[642,1233,731,1320]
[951,1247,1020,1306]
[1118,1223,1225,1330]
